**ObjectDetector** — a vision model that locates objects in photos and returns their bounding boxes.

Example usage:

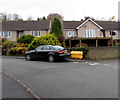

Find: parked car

[25,45,70,62]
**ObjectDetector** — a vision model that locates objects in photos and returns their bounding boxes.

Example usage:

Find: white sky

[0,0,119,21]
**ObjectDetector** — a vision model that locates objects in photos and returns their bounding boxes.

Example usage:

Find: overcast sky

[0,0,119,21]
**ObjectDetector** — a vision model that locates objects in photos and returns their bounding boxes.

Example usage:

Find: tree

[12,13,22,21]
[109,16,115,21]
[50,17,65,46]
[0,12,23,21]
[50,17,63,37]
[47,13,63,21]
[37,16,46,21]
[37,17,40,20]
[0,12,7,21]
[43,16,46,20]
[27,16,34,21]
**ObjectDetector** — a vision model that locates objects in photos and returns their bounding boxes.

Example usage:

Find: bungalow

[63,18,119,47]
[0,18,119,47]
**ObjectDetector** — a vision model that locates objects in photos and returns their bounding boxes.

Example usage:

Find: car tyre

[48,55,54,62]
[25,54,32,61]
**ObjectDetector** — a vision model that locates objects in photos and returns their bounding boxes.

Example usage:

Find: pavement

[2,73,36,100]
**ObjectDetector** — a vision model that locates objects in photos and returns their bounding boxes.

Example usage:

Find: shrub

[2,41,16,49]
[2,38,7,43]
[28,33,61,50]
[75,43,88,47]
[115,43,120,46]
[17,34,34,44]
[8,47,28,56]
[16,43,28,47]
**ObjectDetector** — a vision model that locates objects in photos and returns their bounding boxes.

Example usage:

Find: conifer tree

[50,17,63,37]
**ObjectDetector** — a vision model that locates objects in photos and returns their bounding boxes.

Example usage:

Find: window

[0,31,12,38]
[42,46,50,50]
[35,46,43,51]
[31,31,41,37]
[67,31,76,38]
[111,30,118,36]
[85,29,96,38]
[53,46,64,50]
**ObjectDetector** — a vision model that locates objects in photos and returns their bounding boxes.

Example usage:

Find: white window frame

[67,31,76,38]
[31,31,41,37]
[0,31,12,38]
[85,29,96,38]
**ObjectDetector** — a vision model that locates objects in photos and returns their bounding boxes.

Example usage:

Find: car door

[34,46,44,59]
[41,46,51,58]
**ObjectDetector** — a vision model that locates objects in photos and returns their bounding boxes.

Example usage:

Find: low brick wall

[86,46,119,60]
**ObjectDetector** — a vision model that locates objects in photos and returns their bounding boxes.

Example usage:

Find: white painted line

[94,63,100,65]
[89,63,100,66]
[103,64,110,66]
[89,63,96,66]
[74,62,78,63]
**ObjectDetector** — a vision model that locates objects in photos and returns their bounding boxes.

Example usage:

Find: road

[2,57,118,99]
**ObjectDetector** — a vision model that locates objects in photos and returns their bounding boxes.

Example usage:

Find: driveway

[1,57,118,99]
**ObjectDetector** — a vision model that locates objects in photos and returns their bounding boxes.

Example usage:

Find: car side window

[42,46,50,50]
[35,46,43,51]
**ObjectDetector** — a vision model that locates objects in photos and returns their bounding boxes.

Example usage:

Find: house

[0,18,119,47]
[63,18,119,47]
[0,20,50,41]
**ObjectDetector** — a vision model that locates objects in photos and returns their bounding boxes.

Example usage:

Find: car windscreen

[52,46,65,50]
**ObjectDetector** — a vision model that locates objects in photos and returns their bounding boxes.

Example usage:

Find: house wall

[24,31,30,35]
[41,30,48,35]
[105,31,111,37]
[77,21,103,37]
[6,31,17,42]
[2,30,49,42]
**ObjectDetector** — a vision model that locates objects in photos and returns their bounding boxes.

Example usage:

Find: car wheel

[48,55,54,62]
[25,54,32,61]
